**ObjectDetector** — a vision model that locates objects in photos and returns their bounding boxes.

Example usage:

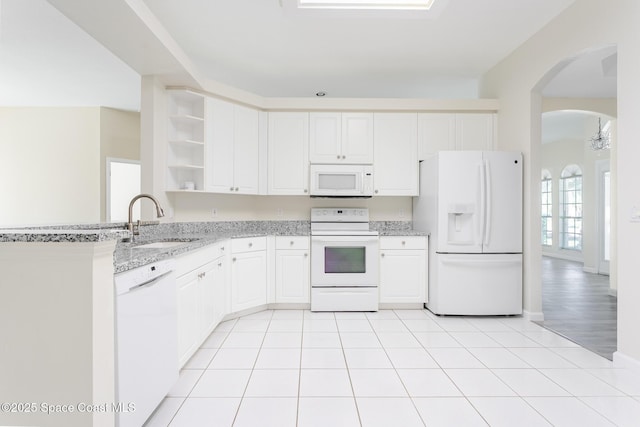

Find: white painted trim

[613,351,640,374]
[167,85,500,112]
[582,266,598,274]
[523,310,545,322]
[608,288,617,297]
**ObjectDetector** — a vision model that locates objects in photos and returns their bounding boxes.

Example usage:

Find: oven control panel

[311,208,369,223]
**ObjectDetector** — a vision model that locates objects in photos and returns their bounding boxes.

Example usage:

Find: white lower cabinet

[275,236,310,303]
[379,236,428,304]
[231,237,268,312]
[177,270,200,366]
[176,242,227,367]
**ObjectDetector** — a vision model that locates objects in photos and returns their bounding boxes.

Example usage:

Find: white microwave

[309,164,374,197]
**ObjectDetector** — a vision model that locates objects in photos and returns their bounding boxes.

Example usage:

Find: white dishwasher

[114,258,178,427]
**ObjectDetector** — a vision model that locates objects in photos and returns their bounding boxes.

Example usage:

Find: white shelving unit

[167,90,206,191]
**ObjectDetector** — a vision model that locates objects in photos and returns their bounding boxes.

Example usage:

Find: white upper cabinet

[268,112,310,195]
[418,113,456,160]
[373,113,418,196]
[418,113,496,160]
[205,98,264,195]
[309,112,373,164]
[206,98,234,193]
[166,89,206,191]
[233,104,262,194]
[455,113,496,151]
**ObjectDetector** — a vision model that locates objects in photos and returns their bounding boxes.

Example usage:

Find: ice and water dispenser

[447,203,476,245]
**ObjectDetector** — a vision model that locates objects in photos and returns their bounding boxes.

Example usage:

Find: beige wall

[99,107,141,221]
[170,192,412,222]
[0,107,141,226]
[0,107,101,226]
[480,0,640,364]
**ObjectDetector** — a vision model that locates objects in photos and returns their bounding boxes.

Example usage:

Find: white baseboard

[613,351,640,374]
[582,266,598,274]
[542,252,583,262]
[608,288,617,297]
[523,310,545,322]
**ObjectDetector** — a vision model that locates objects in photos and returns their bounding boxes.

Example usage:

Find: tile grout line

[230,310,274,427]
[335,311,365,427]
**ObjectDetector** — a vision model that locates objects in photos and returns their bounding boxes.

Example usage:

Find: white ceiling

[142,0,578,98]
[0,0,618,111]
[0,0,140,111]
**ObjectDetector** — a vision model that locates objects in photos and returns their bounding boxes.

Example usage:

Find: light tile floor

[145,309,640,427]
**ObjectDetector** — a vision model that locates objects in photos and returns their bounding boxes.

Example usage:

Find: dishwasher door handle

[127,271,173,293]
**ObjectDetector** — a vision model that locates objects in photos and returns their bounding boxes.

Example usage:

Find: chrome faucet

[125,193,165,240]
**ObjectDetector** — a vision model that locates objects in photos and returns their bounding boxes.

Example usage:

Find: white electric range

[310,208,379,312]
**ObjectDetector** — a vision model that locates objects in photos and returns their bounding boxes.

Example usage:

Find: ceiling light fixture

[316,91,327,97]
[589,117,611,151]
[298,0,436,10]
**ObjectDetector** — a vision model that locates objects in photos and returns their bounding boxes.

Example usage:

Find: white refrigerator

[413,151,523,315]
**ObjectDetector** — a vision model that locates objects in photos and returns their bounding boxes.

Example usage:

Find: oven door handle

[311,236,380,243]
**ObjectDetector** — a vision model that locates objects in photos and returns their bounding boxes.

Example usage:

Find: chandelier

[589,117,611,151]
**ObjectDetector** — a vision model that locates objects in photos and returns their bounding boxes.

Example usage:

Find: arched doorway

[533,46,617,360]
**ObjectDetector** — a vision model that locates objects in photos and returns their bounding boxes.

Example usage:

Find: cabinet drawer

[175,244,218,277]
[275,236,310,250]
[231,236,267,254]
[379,236,427,250]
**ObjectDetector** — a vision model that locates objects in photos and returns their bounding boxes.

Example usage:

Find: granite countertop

[0,228,131,243]
[1,220,428,273]
[113,231,262,274]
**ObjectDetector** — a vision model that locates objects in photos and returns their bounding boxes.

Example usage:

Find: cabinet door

[455,113,495,151]
[233,105,260,194]
[309,112,341,163]
[206,98,235,192]
[342,113,374,163]
[418,113,456,160]
[198,261,217,341]
[231,251,267,312]
[379,249,426,303]
[268,112,310,195]
[212,256,227,328]
[275,250,310,303]
[373,113,418,196]
[177,272,200,367]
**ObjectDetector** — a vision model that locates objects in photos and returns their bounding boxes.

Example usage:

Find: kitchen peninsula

[0,220,425,427]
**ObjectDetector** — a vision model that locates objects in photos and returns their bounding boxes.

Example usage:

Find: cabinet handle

[304,189,308,193]
[381,253,385,257]
[336,155,341,159]
[375,190,379,194]
[232,257,237,262]
[304,253,308,257]
[248,242,253,247]
[290,241,294,245]
[220,246,225,251]
[218,262,222,267]
[229,187,234,191]
[342,155,346,159]
[402,241,406,245]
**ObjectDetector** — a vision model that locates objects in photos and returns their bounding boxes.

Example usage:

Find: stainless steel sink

[131,238,198,250]
[132,241,187,249]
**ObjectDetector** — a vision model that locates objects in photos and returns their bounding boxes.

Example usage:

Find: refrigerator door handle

[477,163,484,246]
[479,161,487,246]
[484,160,492,246]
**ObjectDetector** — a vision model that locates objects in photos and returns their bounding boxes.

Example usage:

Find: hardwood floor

[537,256,617,360]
